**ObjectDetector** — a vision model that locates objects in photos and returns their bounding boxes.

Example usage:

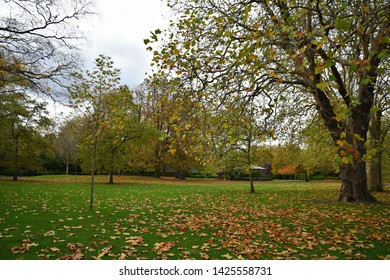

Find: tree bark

[338,162,376,202]
[176,170,186,180]
[367,109,386,192]
[249,170,255,193]
[12,137,19,181]
[367,155,384,192]
[154,168,161,178]
[109,169,114,184]
[90,140,97,210]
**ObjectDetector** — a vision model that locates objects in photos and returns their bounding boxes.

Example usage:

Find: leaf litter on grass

[0,177,389,260]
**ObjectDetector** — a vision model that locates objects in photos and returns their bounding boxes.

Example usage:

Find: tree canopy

[147,0,389,201]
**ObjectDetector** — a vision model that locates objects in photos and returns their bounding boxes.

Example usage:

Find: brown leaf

[11,245,29,254]
[153,242,175,255]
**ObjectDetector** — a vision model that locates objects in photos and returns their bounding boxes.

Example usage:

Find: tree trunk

[338,162,377,202]
[108,149,115,184]
[367,154,384,192]
[367,109,386,193]
[176,170,186,180]
[154,164,161,178]
[90,140,97,210]
[249,170,255,193]
[109,169,114,184]
[66,161,69,175]
[218,172,224,180]
[13,138,19,181]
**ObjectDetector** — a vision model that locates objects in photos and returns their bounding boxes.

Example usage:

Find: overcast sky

[82,0,170,88]
[47,0,170,119]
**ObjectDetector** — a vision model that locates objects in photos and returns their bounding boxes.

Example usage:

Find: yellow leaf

[336,140,345,147]
[222,253,233,260]
[50,247,61,252]
[354,134,364,141]
[246,54,257,62]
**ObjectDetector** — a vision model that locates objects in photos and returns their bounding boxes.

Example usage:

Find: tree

[148,0,389,202]
[299,118,339,179]
[382,131,390,181]
[95,85,143,184]
[0,0,95,95]
[366,71,389,192]
[134,78,172,177]
[228,103,264,192]
[271,144,299,179]
[134,77,203,179]
[0,92,52,180]
[70,54,122,210]
[54,117,83,175]
[197,107,236,179]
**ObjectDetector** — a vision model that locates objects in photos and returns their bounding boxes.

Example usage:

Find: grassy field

[0,175,389,260]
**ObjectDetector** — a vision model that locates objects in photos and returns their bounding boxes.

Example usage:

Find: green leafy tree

[148,0,389,202]
[95,86,144,184]
[300,119,339,179]
[197,107,236,179]
[134,77,203,179]
[229,104,265,192]
[0,93,52,180]
[134,78,172,177]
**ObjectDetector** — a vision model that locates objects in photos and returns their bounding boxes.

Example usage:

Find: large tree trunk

[367,109,386,192]
[367,155,384,192]
[338,162,376,202]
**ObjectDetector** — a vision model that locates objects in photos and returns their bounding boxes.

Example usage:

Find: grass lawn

[0,175,389,260]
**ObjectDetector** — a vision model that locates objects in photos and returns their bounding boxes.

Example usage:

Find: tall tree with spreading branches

[148,0,389,202]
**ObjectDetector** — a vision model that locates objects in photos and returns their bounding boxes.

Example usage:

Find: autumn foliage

[277,166,296,176]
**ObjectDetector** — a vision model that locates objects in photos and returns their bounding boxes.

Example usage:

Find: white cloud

[83,0,169,88]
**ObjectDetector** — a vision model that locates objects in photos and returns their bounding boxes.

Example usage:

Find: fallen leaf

[50,247,61,253]
[153,242,175,255]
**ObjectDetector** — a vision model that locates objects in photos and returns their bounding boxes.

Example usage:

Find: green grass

[0,175,389,260]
